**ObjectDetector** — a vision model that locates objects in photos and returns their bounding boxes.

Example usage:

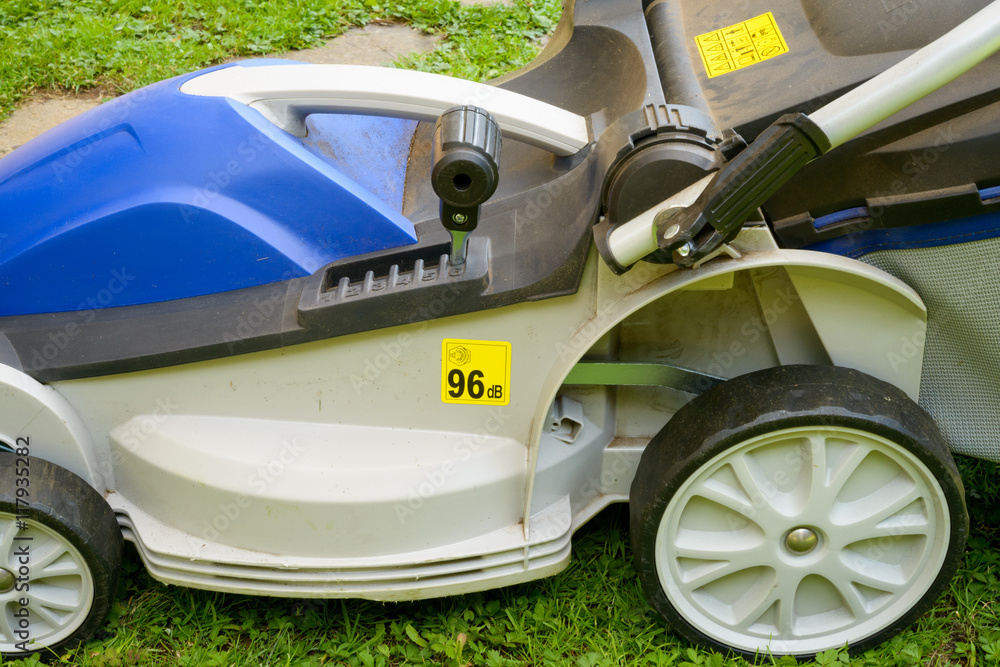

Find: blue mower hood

[0,60,418,317]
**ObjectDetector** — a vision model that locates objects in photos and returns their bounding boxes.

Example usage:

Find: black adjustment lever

[431,105,501,266]
[655,113,831,266]
[597,113,831,273]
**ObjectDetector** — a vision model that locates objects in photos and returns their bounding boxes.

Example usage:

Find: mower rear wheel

[630,365,967,659]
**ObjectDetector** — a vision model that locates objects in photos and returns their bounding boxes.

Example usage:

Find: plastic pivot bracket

[431,106,502,266]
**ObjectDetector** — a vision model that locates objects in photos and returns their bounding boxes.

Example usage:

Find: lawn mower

[1,0,999,659]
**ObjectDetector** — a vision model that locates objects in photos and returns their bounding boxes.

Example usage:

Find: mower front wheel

[0,452,122,659]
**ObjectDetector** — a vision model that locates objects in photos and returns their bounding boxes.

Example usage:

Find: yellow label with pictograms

[695,12,789,78]
[441,339,511,405]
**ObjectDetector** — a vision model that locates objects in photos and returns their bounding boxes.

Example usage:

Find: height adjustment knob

[431,106,502,265]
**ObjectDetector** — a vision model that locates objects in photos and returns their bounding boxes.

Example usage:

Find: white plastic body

[36,233,930,600]
[810,0,1000,149]
[0,364,103,488]
[179,64,590,156]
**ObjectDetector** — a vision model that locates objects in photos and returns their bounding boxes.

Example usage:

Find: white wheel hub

[655,426,952,655]
[0,514,94,652]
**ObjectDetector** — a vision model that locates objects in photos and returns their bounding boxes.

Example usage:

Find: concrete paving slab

[282,23,439,65]
[0,93,102,158]
[0,22,438,158]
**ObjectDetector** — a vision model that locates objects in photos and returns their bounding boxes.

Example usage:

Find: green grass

[0,0,560,122]
[0,454,993,666]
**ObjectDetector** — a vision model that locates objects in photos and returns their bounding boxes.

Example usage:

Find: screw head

[452,213,468,225]
[785,527,819,554]
[0,568,14,594]
[676,242,692,258]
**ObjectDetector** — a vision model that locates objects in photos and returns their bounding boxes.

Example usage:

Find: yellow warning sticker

[442,339,511,405]
[695,12,789,78]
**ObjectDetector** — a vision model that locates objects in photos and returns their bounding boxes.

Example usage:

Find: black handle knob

[432,106,501,232]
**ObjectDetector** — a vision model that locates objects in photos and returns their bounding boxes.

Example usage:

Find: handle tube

[180,64,590,156]
[810,0,1000,149]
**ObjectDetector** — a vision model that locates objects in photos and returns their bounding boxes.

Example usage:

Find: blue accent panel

[302,115,417,213]
[806,210,1000,258]
[813,206,868,230]
[0,60,417,316]
[981,185,1000,202]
